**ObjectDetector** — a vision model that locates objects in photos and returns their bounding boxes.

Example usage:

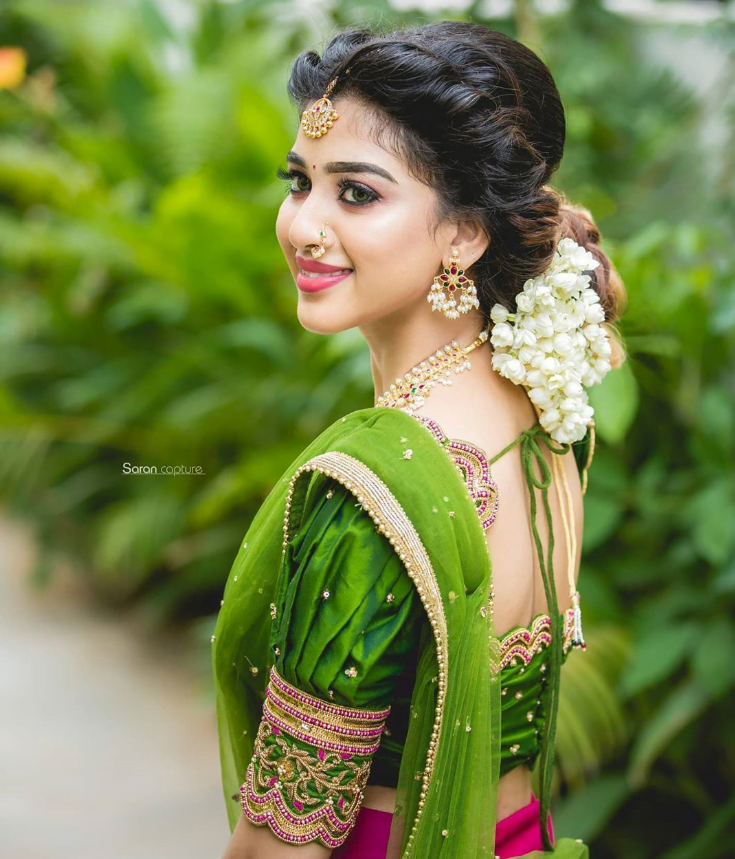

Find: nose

[288,196,333,257]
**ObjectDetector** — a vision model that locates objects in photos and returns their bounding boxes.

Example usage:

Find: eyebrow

[286,150,397,184]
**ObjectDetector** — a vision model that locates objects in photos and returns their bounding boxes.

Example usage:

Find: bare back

[410,347,584,635]
[363,348,584,821]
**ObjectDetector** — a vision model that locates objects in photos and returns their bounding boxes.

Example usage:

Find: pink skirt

[332,793,553,859]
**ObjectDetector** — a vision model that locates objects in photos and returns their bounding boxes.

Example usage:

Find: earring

[311,222,329,260]
[427,248,480,319]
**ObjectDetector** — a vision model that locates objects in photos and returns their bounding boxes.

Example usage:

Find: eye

[337,179,379,206]
[276,167,310,194]
[275,167,380,208]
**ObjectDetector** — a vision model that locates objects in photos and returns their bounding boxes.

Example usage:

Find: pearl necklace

[376,327,490,414]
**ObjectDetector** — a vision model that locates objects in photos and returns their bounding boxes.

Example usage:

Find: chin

[296,302,355,336]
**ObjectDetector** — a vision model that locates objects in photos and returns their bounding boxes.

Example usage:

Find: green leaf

[713,561,735,595]
[93,493,186,595]
[688,481,735,566]
[622,220,671,258]
[524,839,590,859]
[555,626,630,784]
[628,680,710,786]
[552,774,630,842]
[698,386,735,455]
[662,792,735,859]
[581,493,624,551]
[624,333,681,358]
[620,623,700,698]
[690,617,735,697]
[588,360,639,445]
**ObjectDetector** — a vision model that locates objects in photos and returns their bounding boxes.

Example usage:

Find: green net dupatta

[211,405,581,858]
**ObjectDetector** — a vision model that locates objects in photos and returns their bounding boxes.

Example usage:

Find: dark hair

[287,21,626,368]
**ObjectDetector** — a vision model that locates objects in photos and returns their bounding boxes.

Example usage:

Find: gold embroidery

[282,451,449,852]
[265,665,389,754]
[403,414,499,683]
[410,414,500,531]
[498,608,576,670]
[243,720,370,847]
[241,667,391,847]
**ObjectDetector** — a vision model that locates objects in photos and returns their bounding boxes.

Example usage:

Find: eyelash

[275,167,380,207]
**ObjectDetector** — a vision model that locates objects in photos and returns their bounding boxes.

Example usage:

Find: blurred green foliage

[1,0,734,855]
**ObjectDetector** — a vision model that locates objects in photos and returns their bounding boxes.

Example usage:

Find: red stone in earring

[427,248,480,319]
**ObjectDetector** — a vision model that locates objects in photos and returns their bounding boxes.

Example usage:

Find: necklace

[376,326,491,414]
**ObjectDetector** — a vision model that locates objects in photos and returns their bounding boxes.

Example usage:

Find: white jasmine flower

[535,312,555,337]
[516,293,535,313]
[553,312,574,333]
[488,238,612,443]
[490,321,514,348]
[518,346,536,365]
[491,304,510,323]
[553,333,574,355]
[545,373,566,391]
[503,358,526,384]
[492,352,515,373]
[524,368,545,387]
[549,271,578,294]
[585,304,606,325]
[514,328,537,349]
[541,356,560,375]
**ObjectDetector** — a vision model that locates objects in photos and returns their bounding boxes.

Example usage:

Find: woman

[212,20,626,859]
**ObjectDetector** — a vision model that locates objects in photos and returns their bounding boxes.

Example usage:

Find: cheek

[349,203,439,288]
[275,202,294,258]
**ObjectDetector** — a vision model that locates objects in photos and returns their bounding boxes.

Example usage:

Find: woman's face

[275,97,461,335]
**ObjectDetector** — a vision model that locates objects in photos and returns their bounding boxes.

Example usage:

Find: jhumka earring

[427,248,480,319]
[311,223,329,260]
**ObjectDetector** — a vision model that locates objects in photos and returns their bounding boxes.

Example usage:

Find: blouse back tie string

[487,423,579,851]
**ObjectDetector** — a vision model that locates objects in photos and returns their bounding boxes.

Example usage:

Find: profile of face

[275,97,487,336]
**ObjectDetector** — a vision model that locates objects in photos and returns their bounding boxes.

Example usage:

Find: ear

[446,219,489,268]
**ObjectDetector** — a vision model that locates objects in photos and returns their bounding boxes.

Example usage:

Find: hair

[287,21,627,368]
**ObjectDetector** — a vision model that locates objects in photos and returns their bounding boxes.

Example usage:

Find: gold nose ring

[311,222,329,259]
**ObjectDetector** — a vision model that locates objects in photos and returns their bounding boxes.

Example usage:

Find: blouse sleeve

[240,472,424,849]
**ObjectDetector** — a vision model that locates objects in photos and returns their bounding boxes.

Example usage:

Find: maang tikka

[300,68,350,139]
[427,248,480,319]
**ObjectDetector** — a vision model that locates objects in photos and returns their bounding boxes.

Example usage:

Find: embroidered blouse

[240,417,581,848]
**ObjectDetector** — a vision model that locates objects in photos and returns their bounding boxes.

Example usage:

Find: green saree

[212,405,590,858]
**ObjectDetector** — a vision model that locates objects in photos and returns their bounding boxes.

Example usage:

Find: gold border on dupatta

[282,450,449,852]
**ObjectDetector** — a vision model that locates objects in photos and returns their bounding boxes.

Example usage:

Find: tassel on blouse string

[487,422,587,851]
[549,440,586,650]
[517,427,562,853]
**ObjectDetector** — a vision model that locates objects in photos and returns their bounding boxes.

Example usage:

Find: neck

[360,309,488,405]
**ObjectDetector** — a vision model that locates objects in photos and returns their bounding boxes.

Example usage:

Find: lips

[295,255,353,274]
[296,269,352,293]
[294,254,353,293]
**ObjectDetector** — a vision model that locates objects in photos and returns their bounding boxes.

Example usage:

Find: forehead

[290,97,404,172]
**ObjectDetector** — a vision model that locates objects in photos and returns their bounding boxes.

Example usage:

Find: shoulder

[290,405,463,506]
[403,365,538,466]
[321,405,428,444]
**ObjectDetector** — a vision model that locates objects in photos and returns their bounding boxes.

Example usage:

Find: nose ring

[311,222,329,260]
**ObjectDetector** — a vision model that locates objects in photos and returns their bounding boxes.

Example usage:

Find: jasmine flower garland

[489,238,612,445]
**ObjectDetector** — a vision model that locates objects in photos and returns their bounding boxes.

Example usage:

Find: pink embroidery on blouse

[411,414,500,530]
[498,608,576,670]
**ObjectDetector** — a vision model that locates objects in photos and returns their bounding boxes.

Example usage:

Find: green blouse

[269,474,574,788]
[219,406,593,855]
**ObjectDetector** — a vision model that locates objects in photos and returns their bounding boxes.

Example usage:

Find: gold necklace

[376,327,490,414]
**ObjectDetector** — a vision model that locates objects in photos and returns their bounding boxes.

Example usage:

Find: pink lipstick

[295,256,353,293]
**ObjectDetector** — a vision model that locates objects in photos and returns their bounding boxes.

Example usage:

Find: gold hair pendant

[300,76,340,139]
